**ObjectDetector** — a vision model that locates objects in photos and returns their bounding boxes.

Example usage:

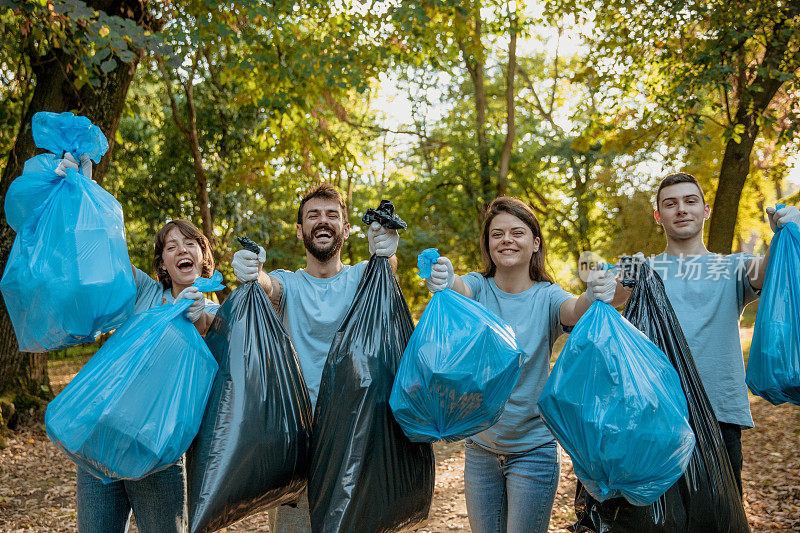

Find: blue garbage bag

[4,153,63,232]
[0,111,134,352]
[539,301,695,506]
[45,272,224,483]
[389,248,523,443]
[746,206,800,406]
[31,111,109,162]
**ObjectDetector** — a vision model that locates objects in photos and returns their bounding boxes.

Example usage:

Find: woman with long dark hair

[426,196,624,533]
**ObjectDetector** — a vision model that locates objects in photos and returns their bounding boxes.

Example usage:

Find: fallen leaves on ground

[1,361,798,531]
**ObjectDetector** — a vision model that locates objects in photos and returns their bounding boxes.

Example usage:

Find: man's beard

[302,225,344,262]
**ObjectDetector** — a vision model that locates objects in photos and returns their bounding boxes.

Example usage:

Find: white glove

[427,256,455,293]
[586,268,617,303]
[176,286,205,323]
[79,153,93,179]
[766,205,800,232]
[368,222,399,257]
[232,246,265,283]
[55,153,79,177]
[54,153,93,179]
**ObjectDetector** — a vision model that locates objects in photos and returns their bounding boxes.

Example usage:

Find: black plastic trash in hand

[571,258,749,533]
[308,252,434,532]
[362,199,408,230]
[186,241,313,533]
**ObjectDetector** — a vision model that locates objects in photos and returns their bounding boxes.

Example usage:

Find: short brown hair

[656,173,705,208]
[153,220,215,289]
[297,183,348,225]
[480,197,554,283]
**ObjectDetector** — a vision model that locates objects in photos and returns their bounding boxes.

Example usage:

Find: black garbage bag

[572,258,749,533]
[186,238,313,533]
[362,199,408,230]
[308,204,434,533]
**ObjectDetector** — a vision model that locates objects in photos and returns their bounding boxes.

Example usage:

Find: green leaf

[100,58,117,73]
[117,49,136,63]
[166,54,183,68]
[94,46,112,62]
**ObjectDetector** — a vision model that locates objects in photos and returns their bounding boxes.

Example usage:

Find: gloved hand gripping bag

[309,252,435,532]
[538,300,695,507]
[45,273,224,483]
[187,248,313,533]
[572,258,749,533]
[746,218,800,406]
[0,111,134,352]
[389,248,524,443]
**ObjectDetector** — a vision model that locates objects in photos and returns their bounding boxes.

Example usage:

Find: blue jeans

[76,462,187,533]
[464,440,560,533]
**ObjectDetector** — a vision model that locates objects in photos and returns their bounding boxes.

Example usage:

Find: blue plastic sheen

[417,247,441,280]
[390,288,524,443]
[4,153,62,231]
[538,301,696,506]
[746,214,800,405]
[0,112,134,352]
[45,272,224,483]
[32,111,109,162]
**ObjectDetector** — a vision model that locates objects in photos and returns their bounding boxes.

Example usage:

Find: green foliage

[105,0,425,294]
[4,0,165,84]
[7,0,796,312]
[543,0,800,250]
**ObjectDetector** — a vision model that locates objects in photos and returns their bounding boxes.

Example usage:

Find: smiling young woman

[423,196,624,533]
[75,218,220,533]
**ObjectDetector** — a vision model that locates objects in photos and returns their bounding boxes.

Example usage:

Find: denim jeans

[464,440,560,533]
[76,461,187,533]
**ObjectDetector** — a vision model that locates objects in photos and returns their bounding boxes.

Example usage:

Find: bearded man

[231,183,399,532]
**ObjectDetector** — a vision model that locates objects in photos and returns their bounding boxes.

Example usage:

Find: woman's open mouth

[176,258,195,272]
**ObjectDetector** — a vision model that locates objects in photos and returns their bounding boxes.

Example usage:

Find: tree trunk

[159,52,216,249]
[0,0,154,413]
[473,59,490,208]
[707,9,796,253]
[497,17,517,198]
[459,5,490,215]
[707,128,759,254]
[184,75,215,247]
[707,83,786,253]
[188,133,214,245]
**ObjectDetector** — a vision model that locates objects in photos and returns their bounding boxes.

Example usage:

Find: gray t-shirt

[133,267,220,315]
[649,253,759,428]
[270,262,368,408]
[462,273,574,454]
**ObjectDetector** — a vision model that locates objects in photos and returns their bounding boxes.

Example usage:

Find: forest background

[1,0,800,425]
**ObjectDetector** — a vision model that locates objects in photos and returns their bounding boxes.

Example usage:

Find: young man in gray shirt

[647,172,799,493]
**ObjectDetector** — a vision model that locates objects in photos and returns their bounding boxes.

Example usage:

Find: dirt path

[1,358,798,531]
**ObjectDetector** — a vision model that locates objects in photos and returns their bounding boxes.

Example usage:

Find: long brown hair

[480,197,554,283]
[153,219,215,289]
